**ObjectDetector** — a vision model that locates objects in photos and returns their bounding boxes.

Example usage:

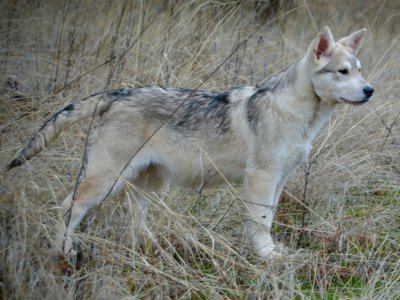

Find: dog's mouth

[339,97,370,105]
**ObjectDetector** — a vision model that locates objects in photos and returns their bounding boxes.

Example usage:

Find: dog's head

[308,26,374,105]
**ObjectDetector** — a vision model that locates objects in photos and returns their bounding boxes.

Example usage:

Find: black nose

[363,86,374,98]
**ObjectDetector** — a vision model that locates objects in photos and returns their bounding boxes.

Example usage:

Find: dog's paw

[55,234,77,256]
[63,237,78,256]
[257,243,287,260]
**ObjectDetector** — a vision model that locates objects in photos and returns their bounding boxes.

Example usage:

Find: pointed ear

[337,28,367,52]
[313,26,335,60]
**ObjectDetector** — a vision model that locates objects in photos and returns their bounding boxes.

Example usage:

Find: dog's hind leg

[131,164,170,231]
[126,164,170,247]
[57,133,145,254]
[59,170,136,254]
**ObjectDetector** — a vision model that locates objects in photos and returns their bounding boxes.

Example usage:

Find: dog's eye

[338,69,349,75]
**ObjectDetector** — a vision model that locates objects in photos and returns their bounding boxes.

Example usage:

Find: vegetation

[1,0,399,299]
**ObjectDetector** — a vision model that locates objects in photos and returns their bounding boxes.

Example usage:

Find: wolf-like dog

[8,27,374,258]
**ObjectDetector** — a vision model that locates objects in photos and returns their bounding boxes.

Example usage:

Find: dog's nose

[363,85,374,98]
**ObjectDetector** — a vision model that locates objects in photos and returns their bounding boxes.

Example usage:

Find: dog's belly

[175,162,244,189]
[142,124,248,190]
[163,146,246,189]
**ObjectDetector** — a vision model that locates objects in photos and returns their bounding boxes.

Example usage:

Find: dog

[7,27,374,258]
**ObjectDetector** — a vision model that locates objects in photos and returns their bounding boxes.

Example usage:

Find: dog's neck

[260,56,336,143]
[295,57,337,142]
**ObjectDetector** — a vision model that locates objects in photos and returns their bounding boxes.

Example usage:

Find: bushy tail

[7,92,110,170]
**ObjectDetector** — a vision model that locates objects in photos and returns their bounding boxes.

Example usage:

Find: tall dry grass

[0,0,399,299]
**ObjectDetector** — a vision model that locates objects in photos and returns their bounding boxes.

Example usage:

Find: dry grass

[0,0,399,299]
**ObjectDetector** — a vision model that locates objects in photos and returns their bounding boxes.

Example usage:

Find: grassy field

[1,0,399,299]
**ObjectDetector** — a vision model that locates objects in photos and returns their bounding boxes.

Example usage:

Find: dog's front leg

[244,168,280,258]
